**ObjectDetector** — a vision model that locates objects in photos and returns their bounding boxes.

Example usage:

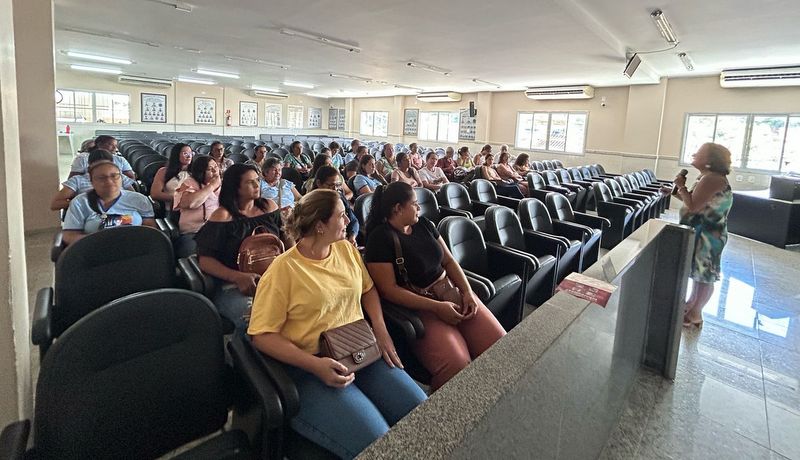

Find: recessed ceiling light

[70,64,122,75]
[178,77,215,85]
[66,51,132,65]
[283,81,315,89]
[194,68,240,79]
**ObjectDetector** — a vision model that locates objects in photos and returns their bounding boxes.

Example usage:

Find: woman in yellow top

[247,189,426,460]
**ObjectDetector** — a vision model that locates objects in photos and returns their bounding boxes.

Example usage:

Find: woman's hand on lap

[460,291,481,319]
[374,327,403,368]
[436,301,465,325]
[234,272,260,296]
[312,357,355,388]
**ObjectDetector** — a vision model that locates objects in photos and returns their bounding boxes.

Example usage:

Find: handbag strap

[389,229,412,288]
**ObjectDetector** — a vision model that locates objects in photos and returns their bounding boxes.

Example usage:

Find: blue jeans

[285,359,427,459]
[174,233,197,259]
[212,284,251,332]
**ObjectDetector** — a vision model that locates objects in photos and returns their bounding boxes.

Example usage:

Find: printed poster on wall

[194,97,216,124]
[141,93,166,123]
[404,109,419,136]
[328,108,339,130]
[308,107,322,129]
[265,103,282,128]
[459,109,477,141]
[337,108,346,130]
[239,101,258,127]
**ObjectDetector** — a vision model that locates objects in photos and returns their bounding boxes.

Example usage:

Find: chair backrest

[281,167,304,189]
[553,160,564,169]
[604,178,624,197]
[469,179,498,204]
[643,169,657,182]
[594,182,614,203]
[617,176,634,193]
[354,192,373,233]
[228,144,245,155]
[437,183,472,212]
[141,160,167,189]
[265,152,283,162]
[568,167,583,181]
[437,216,489,275]
[242,142,257,150]
[484,206,525,250]
[557,169,573,184]
[272,147,289,158]
[633,171,649,187]
[531,161,545,172]
[527,171,546,191]
[543,160,555,170]
[545,192,576,222]
[228,153,249,164]
[542,170,561,186]
[518,198,554,233]
[35,289,228,459]
[241,148,256,160]
[347,175,359,198]
[53,226,175,337]
[229,139,243,146]
[132,153,162,173]
[595,164,608,174]
[415,187,441,223]
[196,144,212,155]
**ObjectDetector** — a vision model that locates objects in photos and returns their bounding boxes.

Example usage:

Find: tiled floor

[603,232,800,459]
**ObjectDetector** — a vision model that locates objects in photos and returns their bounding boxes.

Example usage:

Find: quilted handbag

[319,319,381,374]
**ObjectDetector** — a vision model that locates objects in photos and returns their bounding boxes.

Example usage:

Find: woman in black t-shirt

[195,163,286,331]
[364,182,506,390]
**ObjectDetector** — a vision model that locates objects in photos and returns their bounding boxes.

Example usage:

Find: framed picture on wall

[308,107,322,129]
[194,97,216,124]
[141,93,167,123]
[337,108,346,130]
[328,107,339,130]
[265,103,282,128]
[239,101,258,127]
[404,108,419,136]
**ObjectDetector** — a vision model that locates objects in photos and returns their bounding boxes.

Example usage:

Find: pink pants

[413,305,506,391]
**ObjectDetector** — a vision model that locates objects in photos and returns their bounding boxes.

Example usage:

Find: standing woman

[353,155,388,197]
[377,143,398,178]
[671,142,733,328]
[495,150,529,196]
[390,152,423,188]
[195,164,284,332]
[173,155,221,258]
[248,189,426,459]
[365,182,506,390]
[150,143,193,210]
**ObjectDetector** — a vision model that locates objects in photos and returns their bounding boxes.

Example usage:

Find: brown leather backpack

[236,226,285,275]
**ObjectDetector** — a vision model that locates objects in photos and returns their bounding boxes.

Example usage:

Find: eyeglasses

[94,173,121,181]
[324,182,343,189]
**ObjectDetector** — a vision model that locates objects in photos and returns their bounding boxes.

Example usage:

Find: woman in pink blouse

[173,155,222,258]
[391,151,423,188]
[495,151,529,196]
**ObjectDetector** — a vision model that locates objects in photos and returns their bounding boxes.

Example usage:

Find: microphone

[672,169,688,195]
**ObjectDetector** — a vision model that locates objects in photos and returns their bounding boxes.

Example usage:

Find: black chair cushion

[172,429,252,460]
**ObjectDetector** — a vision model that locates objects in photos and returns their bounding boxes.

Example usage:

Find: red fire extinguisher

[225,109,232,127]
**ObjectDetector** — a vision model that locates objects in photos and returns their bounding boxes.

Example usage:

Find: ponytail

[364,182,415,239]
[365,185,385,237]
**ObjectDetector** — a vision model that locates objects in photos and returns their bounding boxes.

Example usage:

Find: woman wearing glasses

[314,165,359,246]
[61,160,155,246]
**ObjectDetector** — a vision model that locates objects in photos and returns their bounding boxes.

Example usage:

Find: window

[681,113,800,173]
[515,111,587,154]
[56,89,130,124]
[359,111,388,137]
[418,111,459,143]
[287,105,304,129]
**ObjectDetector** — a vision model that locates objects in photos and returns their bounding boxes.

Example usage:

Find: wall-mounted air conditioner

[416,92,462,102]
[524,85,594,100]
[251,90,289,98]
[720,66,800,88]
[118,75,173,88]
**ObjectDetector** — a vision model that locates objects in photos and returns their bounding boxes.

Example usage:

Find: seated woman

[314,165,359,245]
[303,153,333,194]
[418,151,449,192]
[173,155,221,259]
[210,141,234,174]
[390,152,423,188]
[248,189,427,459]
[408,143,423,170]
[51,149,135,211]
[473,144,492,168]
[455,146,474,169]
[495,150,529,196]
[195,164,285,332]
[329,141,345,169]
[353,155,388,197]
[365,182,506,390]
[377,143,397,178]
[480,154,525,198]
[247,145,268,171]
[436,147,457,181]
[61,161,155,246]
[150,143,193,211]
[260,158,302,213]
[343,160,359,184]
[284,141,313,177]
[512,153,531,176]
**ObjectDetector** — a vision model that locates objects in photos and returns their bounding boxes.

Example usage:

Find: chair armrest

[470,200,493,216]
[544,184,572,195]
[32,288,53,346]
[239,336,300,419]
[613,197,644,209]
[596,201,633,220]
[50,231,64,263]
[155,218,178,241]
[574,212,610,230]
[178,257,206,294]
[131,180,146,194]
[227,336,285,430]
[0,420,30,460]
[523,229,567,258]
[486,242,531,282]
[551,220,590,242]
[558,183,584,193]
[529,189,552,202]
[463,270,495,299]
[495,195,521,209]
[622,192,653,202]
[439,206,473,219]
[382,301,425,341]
[572,180,595,188]
[182,255,217,298]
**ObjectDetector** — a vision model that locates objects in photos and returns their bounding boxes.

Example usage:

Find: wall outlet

[735,175,743,182]
[747,175,755,183]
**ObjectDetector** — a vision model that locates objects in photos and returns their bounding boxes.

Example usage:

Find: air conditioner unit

[720,66,800,88]
[251,90,289,99]
[118,75,173,88]
[524,85,595,100]
[415,92,462,102]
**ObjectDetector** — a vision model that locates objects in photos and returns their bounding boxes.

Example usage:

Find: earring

[705,164,711,169]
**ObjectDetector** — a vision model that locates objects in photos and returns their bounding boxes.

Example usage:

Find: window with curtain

[515,111,587,154]
[418,111,458,143]
[56,89,130,124]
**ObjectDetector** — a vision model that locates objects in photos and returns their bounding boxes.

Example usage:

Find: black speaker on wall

[469,101,477,117]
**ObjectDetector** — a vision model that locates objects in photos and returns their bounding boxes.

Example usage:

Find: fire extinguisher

[225,109,232,127]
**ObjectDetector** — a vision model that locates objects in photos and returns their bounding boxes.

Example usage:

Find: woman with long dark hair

[353,154,388,197]
[195,163,285,331]
[173,155,221,258]
[390,152,423,188]
[150,143,193,210]
[364,182,505,390]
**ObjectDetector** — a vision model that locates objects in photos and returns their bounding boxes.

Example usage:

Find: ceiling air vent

[524,85,594,100]
[118,75,173,88]
[720,66,800,88]
[415,92,462,102]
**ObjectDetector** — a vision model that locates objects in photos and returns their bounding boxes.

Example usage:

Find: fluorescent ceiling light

[280,28,361,53]
[60,26,160,47]
[251,85,281,92]
[194,68,240,79]
[472,78,501,88]
[283,81,315,89]
[178,77,215,85]
[224,55,289,69]
[66,51,132,65]
[306,93,329,98]
[416,92,462,102]
[329,73,372,83]
[406,61,451,76]
[70,64,122,75]
[650,9,678,45]
[394,84,423,92]
[677,52,694,71]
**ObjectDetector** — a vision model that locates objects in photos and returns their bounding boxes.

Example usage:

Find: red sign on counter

[555,273,617,307]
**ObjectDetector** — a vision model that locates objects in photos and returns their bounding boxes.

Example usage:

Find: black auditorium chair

[469,179,521,211]
[630,172,668,213]
[228,152,249,164]
[197,144,212,155]
[616,176,661,217]
[557,168,594,211]
[33,226,182,359]
[438,216,527,330]
[592,163,618,177]
[592,182,637,248]
[517,198,583,281]
[1,289,282,460]
[353,192,373,246]
[639,169,673,208]
[542,170,588,212]
[553,160,565,169]
[484,206,559,306]
[545,193,608,270]
[415,187,461,224]
[228,144,245,155]
[281,167,304,190]
[527,171,577,203]
[569,167,604,184]
[436,183,490,226]
[605,178,656,223]
[542,160,555,170]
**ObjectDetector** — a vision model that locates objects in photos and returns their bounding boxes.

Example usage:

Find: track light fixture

[406,61,451,76]
[677,52,694,71]
[651,9,678,45]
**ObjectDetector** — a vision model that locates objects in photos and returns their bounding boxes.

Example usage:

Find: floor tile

[761,342,800,414]
[767,403,800,460]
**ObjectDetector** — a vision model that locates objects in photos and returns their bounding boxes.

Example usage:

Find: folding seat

[527,171,576,203]
[592,182,637,248]
[518,197,583,281]
[312,142,325,153]
[630,171,668,213]
[229,139,244,146]
[3,289,281,460]
[484,206,560,306]
[140,159,167,191]
[415,187,459,224]
[605,178,655,223]
[545,193,608,269]
[438,216,527,330]
[542,170,588,212]
[436,183,489,227]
